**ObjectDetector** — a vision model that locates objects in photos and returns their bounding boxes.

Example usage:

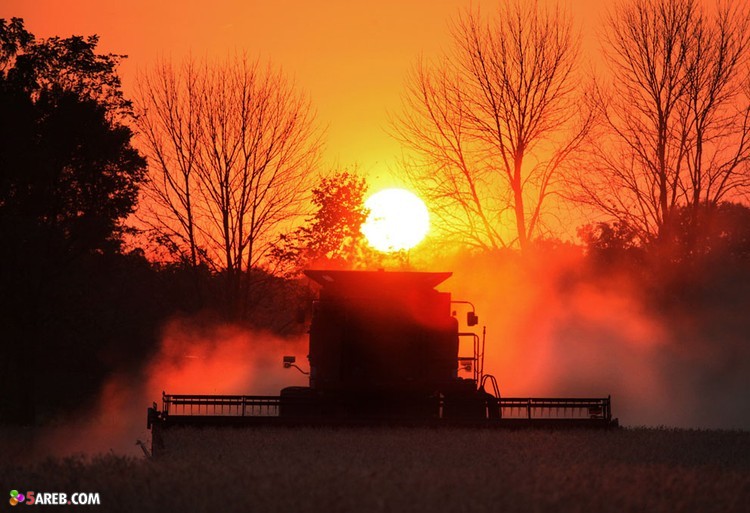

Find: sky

[1,0,607,191]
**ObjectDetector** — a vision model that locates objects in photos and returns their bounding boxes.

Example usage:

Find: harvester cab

[288,270,486,420]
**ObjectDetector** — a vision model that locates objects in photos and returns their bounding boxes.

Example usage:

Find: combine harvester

[147,270,617,453]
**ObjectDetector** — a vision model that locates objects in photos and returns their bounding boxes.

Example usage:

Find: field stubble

[2,427,749,512]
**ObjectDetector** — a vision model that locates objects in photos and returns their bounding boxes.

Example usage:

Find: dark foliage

[0,90,146,255]
[580,203,750,272]
[0,18,145,259]
[0,18,32,71]
[1,17,130,116]
[0,19,148,424]
[660,202,750,264]
[272,171,370,274]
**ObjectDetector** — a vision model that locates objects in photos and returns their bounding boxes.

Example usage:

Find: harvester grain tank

[147,270,617,452]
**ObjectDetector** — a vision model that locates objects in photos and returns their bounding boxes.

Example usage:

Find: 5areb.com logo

[9,489,101,506]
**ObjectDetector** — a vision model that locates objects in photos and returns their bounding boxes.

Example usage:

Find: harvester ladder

[480,374,501,419]
[481,374,500,398]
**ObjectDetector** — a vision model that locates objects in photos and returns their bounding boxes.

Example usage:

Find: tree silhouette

[271,171,370,274]
[573,0,750,243]
[135,56,321,318]
[0,19,146,423]
[393,1,589,252]
[0,90,145,256]
[0,19,144,256]
[0,18,32,71]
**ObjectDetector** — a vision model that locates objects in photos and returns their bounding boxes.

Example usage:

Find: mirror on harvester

[467,312,478,326]
[283,356,296,368]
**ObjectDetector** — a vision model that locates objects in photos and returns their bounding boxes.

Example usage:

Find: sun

[361,188,430,252]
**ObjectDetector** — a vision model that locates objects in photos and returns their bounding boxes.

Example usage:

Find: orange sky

[1,0,608,191]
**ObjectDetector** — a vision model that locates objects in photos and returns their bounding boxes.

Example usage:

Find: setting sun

[361,188,430,252]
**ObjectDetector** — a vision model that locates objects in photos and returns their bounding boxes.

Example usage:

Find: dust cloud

[30,318,308,460]
[28,247,750,461]
[438,249,750,429]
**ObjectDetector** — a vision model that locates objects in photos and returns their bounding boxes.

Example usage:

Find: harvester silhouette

[147,270,617,453]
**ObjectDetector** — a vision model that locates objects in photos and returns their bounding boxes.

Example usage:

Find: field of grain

[2,427,749,512]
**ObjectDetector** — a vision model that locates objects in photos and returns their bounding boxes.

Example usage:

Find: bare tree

[681,3,750,209]
[136,58,203,268]
[575,0,750,241]
[393,1,588,251]
[135,55,321,316]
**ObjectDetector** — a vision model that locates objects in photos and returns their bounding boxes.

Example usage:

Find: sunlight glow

[361,188,430,252]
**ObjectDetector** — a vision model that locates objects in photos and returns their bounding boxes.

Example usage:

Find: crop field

[2,427,749,512]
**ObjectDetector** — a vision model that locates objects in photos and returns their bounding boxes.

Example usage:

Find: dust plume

[439,248,750,429]
[29,318,308,460]
[26,246,750,462]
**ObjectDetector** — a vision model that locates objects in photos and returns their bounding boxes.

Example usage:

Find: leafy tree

[2,17,130,116]
[662,202,750,263]
[0,18,145,256]
[0,18,146,423]
[579,202,750,270]
[0,17,32,71]
[0,90,145,257]
[577,220,645,269]
[272,171,370,274]
[578,221,643,253]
